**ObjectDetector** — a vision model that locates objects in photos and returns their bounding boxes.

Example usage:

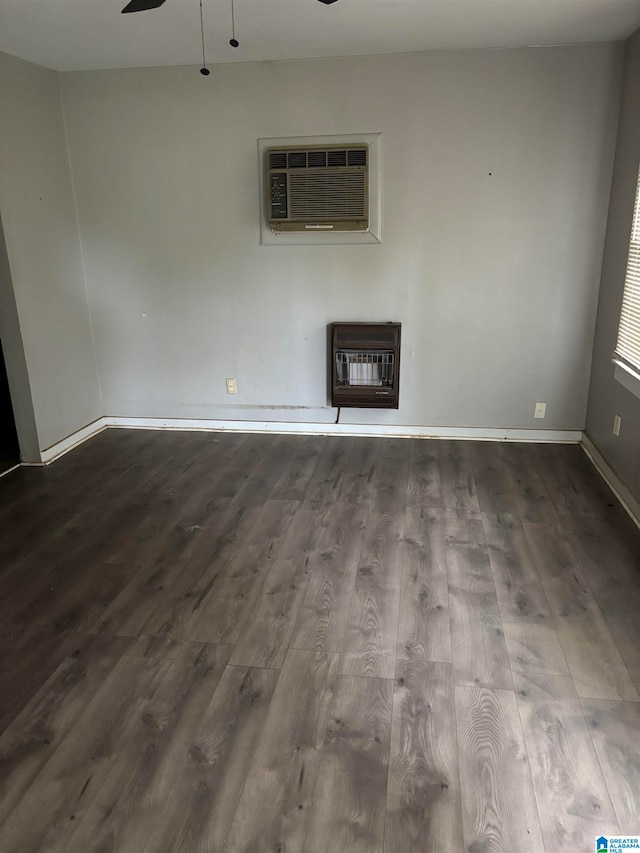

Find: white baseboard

[11,415,583,472]
[35,417,107,465]
[104,416,582,444]
[581,434,640,529]
[0,463,20,478]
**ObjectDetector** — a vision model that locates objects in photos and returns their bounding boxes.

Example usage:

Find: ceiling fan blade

[122,0,168,13]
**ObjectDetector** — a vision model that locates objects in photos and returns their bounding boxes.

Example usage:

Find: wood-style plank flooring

[0,429,639,853]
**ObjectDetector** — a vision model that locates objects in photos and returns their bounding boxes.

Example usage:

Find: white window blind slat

[614,163,640,372]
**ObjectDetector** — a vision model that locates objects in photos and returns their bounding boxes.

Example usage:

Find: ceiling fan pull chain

[199,0,210,75]
[230,0,239,47]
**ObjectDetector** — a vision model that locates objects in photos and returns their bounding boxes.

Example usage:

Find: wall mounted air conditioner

[267,145,369,233]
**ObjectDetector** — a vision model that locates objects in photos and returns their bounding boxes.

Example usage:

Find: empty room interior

[1,0,640,851]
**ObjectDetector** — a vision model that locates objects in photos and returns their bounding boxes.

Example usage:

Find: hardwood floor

[0,429,639,853]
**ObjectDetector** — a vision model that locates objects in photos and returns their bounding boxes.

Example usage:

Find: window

[613,162,640,398]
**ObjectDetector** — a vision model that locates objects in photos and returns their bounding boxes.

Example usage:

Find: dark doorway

[0,340,20,473]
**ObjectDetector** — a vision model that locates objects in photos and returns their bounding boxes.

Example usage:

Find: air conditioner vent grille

[308,151,327,167]
[269,151,287,169]
[288,172,365,220]
[287,151,307,168]
[269,147,367,172]
[327,149,347,167]
[347,149,367,166]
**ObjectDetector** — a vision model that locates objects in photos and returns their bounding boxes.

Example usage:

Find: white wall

[586,27,640,502]
[61,44,621,431]
[0,52,102,457]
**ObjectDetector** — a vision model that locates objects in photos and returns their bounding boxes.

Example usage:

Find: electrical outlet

[613,413,621,436]
[226,378,237,395]
[534,402,547,419]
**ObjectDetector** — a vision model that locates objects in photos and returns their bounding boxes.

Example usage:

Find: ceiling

[1,0,640,73]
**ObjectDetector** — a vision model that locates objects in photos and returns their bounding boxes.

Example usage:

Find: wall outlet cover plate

[534,402,547,419]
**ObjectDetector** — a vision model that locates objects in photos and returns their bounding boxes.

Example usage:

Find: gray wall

[586,28,640,502]
[0,52,102,457]
[61,44,621,431]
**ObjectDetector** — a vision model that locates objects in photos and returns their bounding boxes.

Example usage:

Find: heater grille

[336,330,396,344]
[335,351,394,387]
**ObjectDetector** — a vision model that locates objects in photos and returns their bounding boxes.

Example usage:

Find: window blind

[615,164,640,372]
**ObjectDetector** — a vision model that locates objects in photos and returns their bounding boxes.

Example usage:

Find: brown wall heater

[330,322,401,409]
